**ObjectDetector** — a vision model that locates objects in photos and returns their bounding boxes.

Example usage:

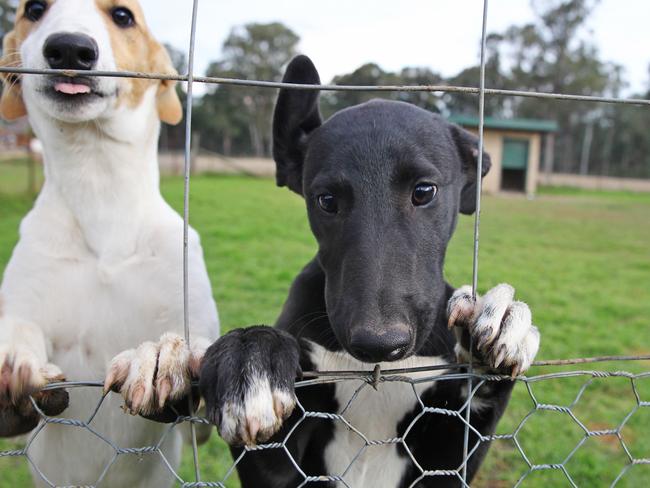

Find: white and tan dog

[0,1,219,486]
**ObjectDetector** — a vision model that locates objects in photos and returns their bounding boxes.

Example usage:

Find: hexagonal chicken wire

[1,369,648,487]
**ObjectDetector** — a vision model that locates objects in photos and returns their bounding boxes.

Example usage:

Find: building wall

[525,132,541,196]
[464,128,542,195]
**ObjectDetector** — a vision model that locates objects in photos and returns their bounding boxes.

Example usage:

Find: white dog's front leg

[0,315,68,436]
[105,332,209,418]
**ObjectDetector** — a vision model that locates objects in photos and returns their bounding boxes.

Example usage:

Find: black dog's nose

[349,327,411,363]
[43,33,98,70]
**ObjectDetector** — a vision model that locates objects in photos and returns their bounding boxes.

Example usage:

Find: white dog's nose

[43,33,98,70]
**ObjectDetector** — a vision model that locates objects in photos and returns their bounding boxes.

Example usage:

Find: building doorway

[501,137,529,192]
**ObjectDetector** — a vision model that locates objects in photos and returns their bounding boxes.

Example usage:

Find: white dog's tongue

[55,82,91,95]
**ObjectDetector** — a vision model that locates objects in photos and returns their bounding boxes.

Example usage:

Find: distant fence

[5,151,650,194]
[158,151,274,177]
[540,173,650,193]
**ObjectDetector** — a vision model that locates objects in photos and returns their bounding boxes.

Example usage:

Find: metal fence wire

[3,367,648,488]
[0,0,649,486]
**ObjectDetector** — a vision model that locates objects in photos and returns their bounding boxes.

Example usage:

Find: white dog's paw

[0,345,56,400]
[199,327,301,446]
[104,333,207,417]
[0,345,68,436]
[447,284,540,376]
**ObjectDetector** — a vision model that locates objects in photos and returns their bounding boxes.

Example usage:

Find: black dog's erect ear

[450,124,492,215]
[272,55,323,195]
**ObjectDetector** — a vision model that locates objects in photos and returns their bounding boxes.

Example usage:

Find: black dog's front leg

[405,371,517,487]
[427,283,541,484]
[447,284,540,377]
[199,326,301,446]
[200,327,336,488]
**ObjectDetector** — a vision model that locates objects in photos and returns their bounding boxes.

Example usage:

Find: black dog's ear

[450,124,492,215]
[272,55,323,195]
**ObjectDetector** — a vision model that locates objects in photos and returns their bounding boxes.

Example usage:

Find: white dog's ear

[0,31,27,120]
[150,43,182,125]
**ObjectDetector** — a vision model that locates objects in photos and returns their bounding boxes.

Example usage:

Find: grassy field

[0,158,649,486]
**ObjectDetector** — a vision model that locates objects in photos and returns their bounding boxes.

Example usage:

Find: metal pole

[463,0,489,484]
[183,0,202,482]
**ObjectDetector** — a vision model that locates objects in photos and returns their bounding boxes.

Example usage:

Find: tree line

[2,0,649,178]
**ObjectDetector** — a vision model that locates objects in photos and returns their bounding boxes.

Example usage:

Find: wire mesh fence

[0,0,649,486]
[0,364,649,487]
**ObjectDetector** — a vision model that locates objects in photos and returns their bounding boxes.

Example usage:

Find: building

[0,118,31,154]
[449,115,558,196]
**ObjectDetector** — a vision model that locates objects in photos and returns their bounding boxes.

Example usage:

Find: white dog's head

[0,0,181,125]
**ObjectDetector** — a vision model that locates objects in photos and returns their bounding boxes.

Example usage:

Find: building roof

[448,115,558,133]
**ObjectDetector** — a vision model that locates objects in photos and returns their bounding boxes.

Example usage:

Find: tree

[0,0,17,55]
[444,33,513,117]
[212,22,299,157]
[321,0,639,178]
[193,61,249,156]
[164,42,187,76]
[320,63,443,119]
[321,63,394,117]
[598,74,650,179]
[395,66,444,114]
[450,0,628,175]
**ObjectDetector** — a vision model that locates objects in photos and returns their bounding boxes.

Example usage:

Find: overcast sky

[139,0,649,95]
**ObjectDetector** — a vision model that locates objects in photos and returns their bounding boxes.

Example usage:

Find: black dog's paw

[447,284,540,376]
[0,349,69,437]
[199,326,301,446]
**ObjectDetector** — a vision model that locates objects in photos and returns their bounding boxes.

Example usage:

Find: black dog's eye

[412,183,438,206]
[24,0,47,22]
[111,7,135,27]
[317,194,338,214]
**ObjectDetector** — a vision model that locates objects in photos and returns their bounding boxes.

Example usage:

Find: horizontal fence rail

[2,67,650,106]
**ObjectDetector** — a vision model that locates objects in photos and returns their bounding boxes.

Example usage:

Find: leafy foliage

[0,0,648,174]
[0,0,18,54]
[193,23,299,156]
[190,1,649,178]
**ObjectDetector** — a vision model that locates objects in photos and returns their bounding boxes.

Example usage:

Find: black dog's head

[273,55,491,363]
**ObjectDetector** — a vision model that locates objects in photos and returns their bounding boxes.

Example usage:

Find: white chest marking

[308,343,448,487]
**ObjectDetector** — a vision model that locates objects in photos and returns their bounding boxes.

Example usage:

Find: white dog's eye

[24,0,47,22]
[111,7,135,28]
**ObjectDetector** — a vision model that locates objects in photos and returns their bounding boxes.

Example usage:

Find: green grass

[1,160,649,486]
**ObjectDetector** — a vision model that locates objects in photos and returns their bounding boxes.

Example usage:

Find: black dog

[199,55,540,487]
